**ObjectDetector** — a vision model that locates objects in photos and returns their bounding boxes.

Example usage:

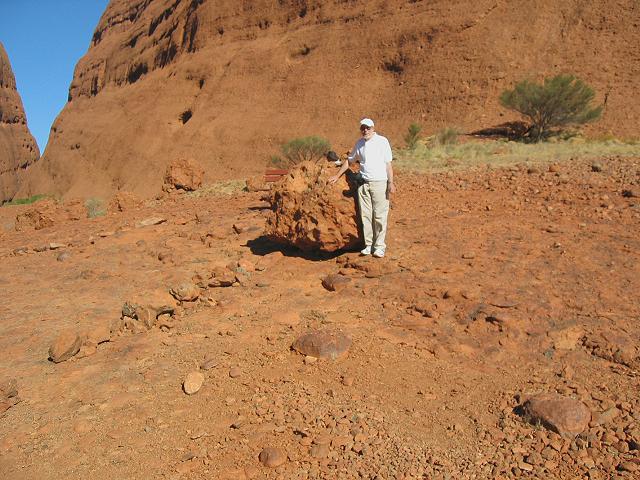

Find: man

[329,118,396,258]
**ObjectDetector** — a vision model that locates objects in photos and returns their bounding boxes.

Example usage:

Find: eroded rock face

[0,42,40,203]
[265,161,359,252]
[17,1,639,200]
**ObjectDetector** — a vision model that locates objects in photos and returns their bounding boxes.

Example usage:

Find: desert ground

[0,155,639,479]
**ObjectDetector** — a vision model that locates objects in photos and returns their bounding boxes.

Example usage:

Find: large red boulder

[265,161,359,252]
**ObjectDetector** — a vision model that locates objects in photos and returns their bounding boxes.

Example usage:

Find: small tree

[404,123,422,149]
[500,74,602,142]
[281,136,331,166]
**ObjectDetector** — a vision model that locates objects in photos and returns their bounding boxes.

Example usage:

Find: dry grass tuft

[394,136,640,173]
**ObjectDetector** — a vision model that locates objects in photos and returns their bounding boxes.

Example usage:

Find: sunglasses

[360,125,373,131]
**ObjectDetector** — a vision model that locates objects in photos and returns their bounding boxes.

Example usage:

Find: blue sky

[0,0,110,152]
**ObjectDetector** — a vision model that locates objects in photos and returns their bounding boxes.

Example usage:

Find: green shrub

[500,74,602,142]
[4,194,48,206]
[281,136,331,166]
[433,127,460,146]
[85,198,106,218]
[404,123,422,149]
[267,155,287,169]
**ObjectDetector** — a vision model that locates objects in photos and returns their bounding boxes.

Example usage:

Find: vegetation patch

[85,198,107,218]
[500,74,602,142]
[186,180,247,197]
[3,194,48,206]
[281,136,331,166]
[394,136,640,173]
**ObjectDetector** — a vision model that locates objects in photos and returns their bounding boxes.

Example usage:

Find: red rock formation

[0,42,39,203]
[265,161,360,252]
[17,0,640,200]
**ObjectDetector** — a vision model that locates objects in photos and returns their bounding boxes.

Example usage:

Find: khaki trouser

[357,180,389,250]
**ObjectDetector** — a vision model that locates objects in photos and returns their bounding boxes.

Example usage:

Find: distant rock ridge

[0,42,40,203]
[17,0,640,200]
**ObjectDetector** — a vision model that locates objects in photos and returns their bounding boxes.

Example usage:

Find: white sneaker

[360,246,372,256]
[373,249,385,258]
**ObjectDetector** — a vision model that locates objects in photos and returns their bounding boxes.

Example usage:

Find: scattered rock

[0,378,19,415]
[164,158,204,191]
[522,393,591,438]
[208,267,237,287]
[246,175,270,192]
[84,324,111,345]
[109,191,140,212]
[49,332,82,363]
[229,367,242,378]
[56,251,71,262]
[292,331,351,360]
[342,376,354,386]
[258,447,286,468]
[200,357,218,370]
[183,371,205,395]
[49,242,66,250]
[136,217,167,228]
[170,282,200,302]
[14,201,56,231]
[548,326,584,350]
[310,443,330,459]
[321,274,352,292]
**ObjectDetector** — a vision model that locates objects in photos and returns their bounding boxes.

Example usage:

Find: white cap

[360,118,374,127]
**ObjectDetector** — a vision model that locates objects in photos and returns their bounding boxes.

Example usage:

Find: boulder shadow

[245,235,356,262]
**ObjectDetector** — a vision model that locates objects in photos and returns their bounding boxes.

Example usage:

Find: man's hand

[387,181,396,195]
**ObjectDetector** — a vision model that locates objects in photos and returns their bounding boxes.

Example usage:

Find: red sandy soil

[1,156,639,479]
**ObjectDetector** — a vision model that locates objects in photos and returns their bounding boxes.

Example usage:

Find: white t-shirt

[348,133,393,181]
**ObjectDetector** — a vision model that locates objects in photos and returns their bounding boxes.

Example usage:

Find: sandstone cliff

[0,42,40,203]
[18,0,640,199]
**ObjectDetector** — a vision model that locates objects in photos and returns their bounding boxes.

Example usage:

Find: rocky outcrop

[265,161,360,252]
[0,42,39,203]
[17,0,640,200]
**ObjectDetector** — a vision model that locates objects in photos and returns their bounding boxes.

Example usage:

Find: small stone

[49,332,82,363]
[208,267,237,287]
[49,242,66,250]
[591,407,620,426]
[617,461,638,472]
[85,324,111,345]
[183,371,205,395]
[341,376,354,386]
[56,251,71,262]
[200,357,218,370]
[292,330,351,360]
[310,443,330,459]
[229,367,242,378]
[170,282,200,302]
[258,447,286,468]
[136,217,167,227]
[321,274,352,292]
